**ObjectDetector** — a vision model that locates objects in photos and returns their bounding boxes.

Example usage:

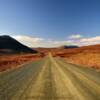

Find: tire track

[0,58,45,100]
[18,56,57,100]
[55,58,100,100]
[49,54,85,100]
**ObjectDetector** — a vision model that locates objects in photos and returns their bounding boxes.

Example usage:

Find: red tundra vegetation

[0,54,41,72]
[55,44,100,69]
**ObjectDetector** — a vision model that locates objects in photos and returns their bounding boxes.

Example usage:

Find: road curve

[0,54,100,100]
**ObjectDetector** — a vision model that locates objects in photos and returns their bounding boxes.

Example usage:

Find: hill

[61,45,78,49]
[0,35,37,54]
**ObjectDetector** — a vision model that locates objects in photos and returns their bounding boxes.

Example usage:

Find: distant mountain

[61,45,79,49]
[0,35,37,54]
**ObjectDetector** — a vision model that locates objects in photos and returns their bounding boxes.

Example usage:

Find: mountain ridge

[0,35,37,54]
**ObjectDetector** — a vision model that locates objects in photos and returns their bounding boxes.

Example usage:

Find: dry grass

[0,54,41,72]
[65,53,100,69]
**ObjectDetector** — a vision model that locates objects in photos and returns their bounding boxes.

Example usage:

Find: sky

[0,0,100,47]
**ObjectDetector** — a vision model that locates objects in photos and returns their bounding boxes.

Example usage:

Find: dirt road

[0,54,100,100]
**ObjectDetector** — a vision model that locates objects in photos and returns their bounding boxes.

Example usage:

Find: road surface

[0,54,100,100]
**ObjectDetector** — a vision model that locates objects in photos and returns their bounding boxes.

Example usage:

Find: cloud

[12,35,44,47]
[67,34,100,46]
[11,35,100,47]
[80,36,100,42]
[68,34,82,39]
[12,35,75,47]
[0,33,13,36]
[79,36,100,46]
[13,35,44,42]
[52,40,73,45]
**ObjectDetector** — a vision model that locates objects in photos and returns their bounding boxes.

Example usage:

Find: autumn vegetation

[65,53,100,69]
[54,44,100,69]
[0,54,41,72]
